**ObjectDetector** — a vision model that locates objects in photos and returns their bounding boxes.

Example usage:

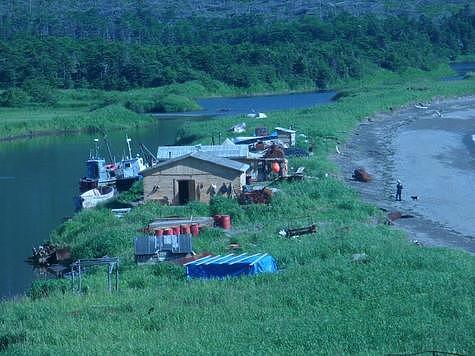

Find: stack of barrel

[213,214,232,229]
[152,223,200,237]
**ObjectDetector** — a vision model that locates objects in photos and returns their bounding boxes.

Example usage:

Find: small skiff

[80,186,115,209]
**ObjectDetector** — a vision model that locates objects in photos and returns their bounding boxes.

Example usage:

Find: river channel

[0,90,336,298]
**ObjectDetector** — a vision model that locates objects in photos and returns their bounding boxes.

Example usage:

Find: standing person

[396,179,403,201]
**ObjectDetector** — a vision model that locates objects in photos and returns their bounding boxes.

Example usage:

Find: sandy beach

[336,96,475,254]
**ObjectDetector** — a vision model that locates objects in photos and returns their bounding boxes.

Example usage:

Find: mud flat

[336,96,475,254]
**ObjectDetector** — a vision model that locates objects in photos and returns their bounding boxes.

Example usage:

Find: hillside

[0,0,473,37]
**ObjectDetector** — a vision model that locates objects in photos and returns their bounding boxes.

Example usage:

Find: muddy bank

[336,96,475,254]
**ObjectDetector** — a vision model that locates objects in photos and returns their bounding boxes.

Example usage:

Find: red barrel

[180,224,191,234]
[173,226,181,236]
[221,215,231,229]
[213,214,222,227]
[164,228,174,235]
[154,228,163,236]
[190,224,199,237]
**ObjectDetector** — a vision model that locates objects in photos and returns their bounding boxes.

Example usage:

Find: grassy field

[0,68,474,354]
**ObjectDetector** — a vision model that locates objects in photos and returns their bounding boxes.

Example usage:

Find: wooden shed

[142,152,249,205]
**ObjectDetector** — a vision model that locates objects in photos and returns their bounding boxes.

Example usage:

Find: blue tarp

[185,253,277,279]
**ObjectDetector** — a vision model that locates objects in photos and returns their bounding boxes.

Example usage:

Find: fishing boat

[79,138,117,192]
[77,186,115,210]
[114,135,148,191]
[79,136,149,193]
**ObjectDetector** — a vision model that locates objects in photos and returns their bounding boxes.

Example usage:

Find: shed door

[178,180,196,205]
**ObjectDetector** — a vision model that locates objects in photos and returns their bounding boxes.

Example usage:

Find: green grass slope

[0,69,474,355]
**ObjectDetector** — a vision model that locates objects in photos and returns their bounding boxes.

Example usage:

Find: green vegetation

[0,70,473,354]
[0,2,474,353]
[0,80,233,139]
[1,8,473,140]
[1,9,474,91]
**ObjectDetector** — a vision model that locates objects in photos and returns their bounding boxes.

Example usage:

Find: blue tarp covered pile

[185,253,277,279]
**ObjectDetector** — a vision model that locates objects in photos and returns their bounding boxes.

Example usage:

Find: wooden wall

[144,157,246,204]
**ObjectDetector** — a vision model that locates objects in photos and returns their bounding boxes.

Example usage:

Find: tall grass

[0,69,474,354]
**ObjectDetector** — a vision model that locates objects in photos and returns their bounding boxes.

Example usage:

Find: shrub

[0,88,30,107]
[153,94,201,113]
[0,331,27,351]
[27,279,68,300]
[21,79,58,105]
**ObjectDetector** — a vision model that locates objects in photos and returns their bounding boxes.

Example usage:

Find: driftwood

[280,224,317,238]
[352,168,372,182]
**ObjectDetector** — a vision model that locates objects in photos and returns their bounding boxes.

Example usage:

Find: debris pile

[352,168,372,182]
[27,243,71,266]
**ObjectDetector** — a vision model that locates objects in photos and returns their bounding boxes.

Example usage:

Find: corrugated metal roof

[142,151,250,176]
[157,144,248,160]
[275,127,296,133]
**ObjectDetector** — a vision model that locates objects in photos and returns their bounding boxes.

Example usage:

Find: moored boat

[77,186,115,209]
[78,135,149,193]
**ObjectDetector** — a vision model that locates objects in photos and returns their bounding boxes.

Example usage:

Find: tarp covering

[185,253,277,279]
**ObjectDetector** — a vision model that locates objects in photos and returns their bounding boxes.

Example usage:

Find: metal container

[221,215,231,229]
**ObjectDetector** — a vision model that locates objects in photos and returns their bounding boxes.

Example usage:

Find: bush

[153,94,201,113]
[27,279,69,300]
[0,331,27,351]
[0,88,30,107]
[21,79,58,105]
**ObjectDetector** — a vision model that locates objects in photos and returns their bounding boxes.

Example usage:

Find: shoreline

[0,85,323,142]
[335,95,475,254]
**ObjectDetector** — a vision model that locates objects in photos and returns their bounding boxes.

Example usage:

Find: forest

[0,4,474,99]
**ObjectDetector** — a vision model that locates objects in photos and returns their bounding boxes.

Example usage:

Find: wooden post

[107,265,111,293]
[78,261,82,293]
[115,262,119,291]
[71,268,75,293]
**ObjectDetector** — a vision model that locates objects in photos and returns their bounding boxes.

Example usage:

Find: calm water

[0,120,183,298]
[446,62,475,81]
[154,90,337,117]
[0,90,336,298]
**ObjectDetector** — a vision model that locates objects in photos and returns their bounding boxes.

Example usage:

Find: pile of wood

[238,188,273,205]
[27,243,71,266]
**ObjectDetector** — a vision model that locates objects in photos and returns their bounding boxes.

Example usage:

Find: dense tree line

[0,5,473,91]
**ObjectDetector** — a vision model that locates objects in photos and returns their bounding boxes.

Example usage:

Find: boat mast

[93,138,100,159]
[126,134,132,160]
[103,135,115,163]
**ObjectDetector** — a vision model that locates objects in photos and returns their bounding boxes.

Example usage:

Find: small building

[135,234,192,264]
[156,144,249,161]
[275,127,296,147]
[142,151,249,205]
